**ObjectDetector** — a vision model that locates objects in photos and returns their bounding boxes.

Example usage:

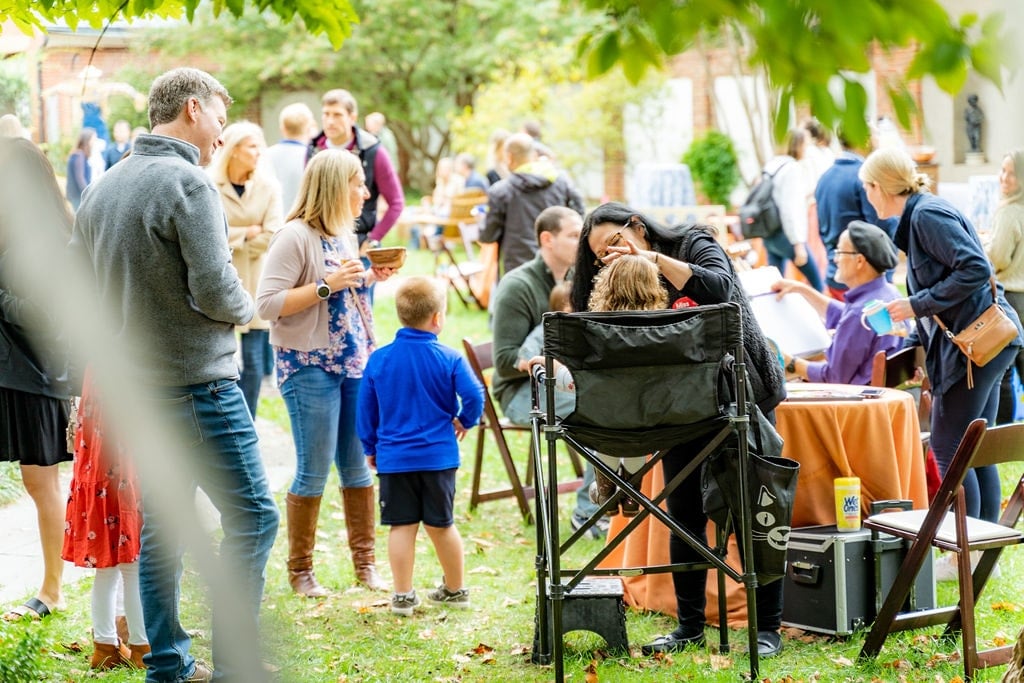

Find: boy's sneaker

[391,590,421,616]
[427,583,470,608]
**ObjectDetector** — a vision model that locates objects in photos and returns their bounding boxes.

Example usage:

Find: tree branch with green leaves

[576,0,1015,143]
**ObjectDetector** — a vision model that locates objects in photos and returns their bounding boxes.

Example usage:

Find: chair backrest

[969,421,1024,526]
[870,346,925,389]
[871,346,932,432]
[442,189,488,240]
[461,338,504,432]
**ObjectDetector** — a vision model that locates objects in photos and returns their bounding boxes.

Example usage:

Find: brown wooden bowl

[366,246,406,269]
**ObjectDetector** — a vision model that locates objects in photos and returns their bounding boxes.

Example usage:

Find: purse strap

[931,277,998,340]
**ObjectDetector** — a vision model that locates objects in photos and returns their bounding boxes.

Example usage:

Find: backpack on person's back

[738,162,789,239]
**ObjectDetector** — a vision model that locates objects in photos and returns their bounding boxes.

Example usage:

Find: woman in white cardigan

[209,121,283,419]
[760,128,824,291]
[986,148,1024,424]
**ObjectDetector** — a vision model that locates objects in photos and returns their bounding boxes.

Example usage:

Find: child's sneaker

[427,583,470,608]
[391,590,421,616]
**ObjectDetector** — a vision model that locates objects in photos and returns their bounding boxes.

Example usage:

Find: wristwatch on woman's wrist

[315,279,332,300]
[785,358,797,374]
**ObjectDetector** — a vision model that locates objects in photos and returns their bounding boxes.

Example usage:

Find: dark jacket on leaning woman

[898,193,1024,394]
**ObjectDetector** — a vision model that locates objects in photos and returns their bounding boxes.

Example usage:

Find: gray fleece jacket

[70,134,253,387]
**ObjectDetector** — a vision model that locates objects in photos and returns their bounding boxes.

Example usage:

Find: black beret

[846,220,898,273]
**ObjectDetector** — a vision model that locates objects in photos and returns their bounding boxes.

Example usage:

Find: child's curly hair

[587,254,667,312]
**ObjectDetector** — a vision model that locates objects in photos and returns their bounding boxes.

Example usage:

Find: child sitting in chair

[530,254,668,516]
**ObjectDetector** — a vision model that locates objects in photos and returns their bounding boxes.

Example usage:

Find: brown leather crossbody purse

[933,278,1018,389]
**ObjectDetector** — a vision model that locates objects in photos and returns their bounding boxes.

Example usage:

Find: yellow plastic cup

[834,477,862,532]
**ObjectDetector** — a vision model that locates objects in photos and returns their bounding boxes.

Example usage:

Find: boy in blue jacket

[357,276,484,616]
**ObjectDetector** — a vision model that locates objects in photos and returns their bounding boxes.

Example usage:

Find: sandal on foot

[3,597,53,621]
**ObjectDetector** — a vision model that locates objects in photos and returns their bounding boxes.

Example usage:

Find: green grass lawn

[2,244,1022,681]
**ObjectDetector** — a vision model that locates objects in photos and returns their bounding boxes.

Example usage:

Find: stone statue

[965,94,984,154]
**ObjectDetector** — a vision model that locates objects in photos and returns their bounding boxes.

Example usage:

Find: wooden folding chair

[427,190,489,308]
[859,419,1024,681]
[462,338,583,523]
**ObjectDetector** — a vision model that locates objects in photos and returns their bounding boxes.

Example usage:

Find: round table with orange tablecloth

[597,383,927,626]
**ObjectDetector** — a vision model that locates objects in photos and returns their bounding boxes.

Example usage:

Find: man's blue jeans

[280,366,373,496]
[139,379,279,682]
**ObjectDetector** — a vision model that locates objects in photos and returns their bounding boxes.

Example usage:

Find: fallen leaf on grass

[830,655,854,667]
[468,566,498,575]
[584,660,599,682]
[991,601,1020,612]
[709,653,733,670]
[470,643,494,656]
[419,629,435,640]
[452,653,471,664]
[305,633,324,640]
[501,597,519,608]
[61,640,84,653]
[510,644,530,656]
[467,536,495,549]
[883,658,912,670]
[991,631,1013,646]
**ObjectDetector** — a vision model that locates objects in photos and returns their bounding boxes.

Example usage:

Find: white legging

[92,563,147,646]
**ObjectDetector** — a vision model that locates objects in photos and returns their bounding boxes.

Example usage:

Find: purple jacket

[805,276,903,385]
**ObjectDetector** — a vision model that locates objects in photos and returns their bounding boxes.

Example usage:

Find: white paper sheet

[739,267,832,357]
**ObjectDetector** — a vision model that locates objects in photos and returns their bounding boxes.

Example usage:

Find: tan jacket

[215,172,284,331]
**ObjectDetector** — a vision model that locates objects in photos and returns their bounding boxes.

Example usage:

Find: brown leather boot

[90,640,130,669]
[127,643,151,669]
[286,493,329,597]
[341,486,387,591]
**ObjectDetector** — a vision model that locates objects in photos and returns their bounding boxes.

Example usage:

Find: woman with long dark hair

[571,202,788,658]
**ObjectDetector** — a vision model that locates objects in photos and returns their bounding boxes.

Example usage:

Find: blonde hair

[588,255,667,312]
[279,103,314,139]
[209,121,266,184]
[859,146,931,196]
[288,149,361,237]
[395,276,446,328]
[1001,149,1024,206]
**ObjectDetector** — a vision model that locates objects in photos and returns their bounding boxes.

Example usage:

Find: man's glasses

[832,250,859,260]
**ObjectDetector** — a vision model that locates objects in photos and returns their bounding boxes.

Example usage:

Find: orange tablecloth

[597,383,927,626]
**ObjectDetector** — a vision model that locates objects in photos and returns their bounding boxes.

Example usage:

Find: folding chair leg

[469,431,486,511]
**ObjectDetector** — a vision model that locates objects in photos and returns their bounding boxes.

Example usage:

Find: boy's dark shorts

[379,468,457,528]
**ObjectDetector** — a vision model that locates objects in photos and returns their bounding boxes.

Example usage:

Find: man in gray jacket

[70,67,279,683]
[481,132,585,277]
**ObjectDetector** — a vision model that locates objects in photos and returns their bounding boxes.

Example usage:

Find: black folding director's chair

[529,303,762,682]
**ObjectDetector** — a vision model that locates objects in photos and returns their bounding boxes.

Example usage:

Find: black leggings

[661,423,783,634]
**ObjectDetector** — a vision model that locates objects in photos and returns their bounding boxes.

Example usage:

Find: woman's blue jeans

[238,329,270,419]
[138,379,279,682]
[280,365,373,496]
[931,344,1017,522]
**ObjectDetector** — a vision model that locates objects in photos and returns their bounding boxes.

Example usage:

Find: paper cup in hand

[860,300,906,336]
[366,247,406,269]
